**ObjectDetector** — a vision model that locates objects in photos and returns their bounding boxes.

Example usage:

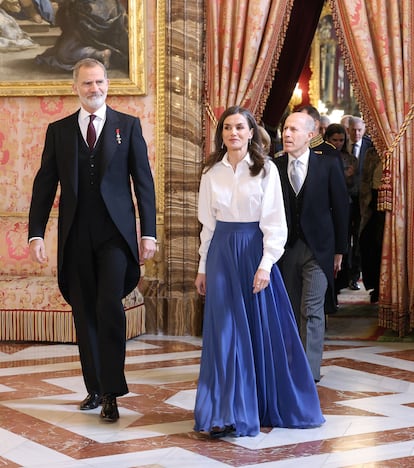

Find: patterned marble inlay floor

[3,330,414,467]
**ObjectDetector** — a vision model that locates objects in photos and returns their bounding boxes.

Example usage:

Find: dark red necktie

[86,114,96,150]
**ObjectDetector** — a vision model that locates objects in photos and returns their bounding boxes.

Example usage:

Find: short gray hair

[73,58,107,81]
[349,116,365,128]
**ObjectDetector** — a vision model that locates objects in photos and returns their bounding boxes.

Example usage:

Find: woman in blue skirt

[194,106,325,438]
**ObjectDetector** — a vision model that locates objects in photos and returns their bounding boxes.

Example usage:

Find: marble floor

[2,287,414,467]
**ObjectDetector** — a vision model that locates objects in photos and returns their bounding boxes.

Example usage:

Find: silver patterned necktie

[290,159,302,194]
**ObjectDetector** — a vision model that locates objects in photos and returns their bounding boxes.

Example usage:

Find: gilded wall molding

[309,33,320,106]
[156,1,166,219]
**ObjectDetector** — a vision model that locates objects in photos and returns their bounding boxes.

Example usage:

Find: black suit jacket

[356,135,373,181]
[274,150,349,301]
[28,106,156,302]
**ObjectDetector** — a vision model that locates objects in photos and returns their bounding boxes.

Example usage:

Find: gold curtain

[204,0,293,155]
[331,0,414,335]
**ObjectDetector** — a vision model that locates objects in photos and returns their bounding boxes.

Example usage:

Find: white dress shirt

[350,141,360,158]
[197,153,287,274]
[78,104,106,146]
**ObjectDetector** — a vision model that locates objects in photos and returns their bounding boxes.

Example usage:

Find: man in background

[347,116,372,290]
[319,115,331,137]
[298,105,345,314]
[340,114,353,137]
[274,112,349,382]
[298,105,338,158]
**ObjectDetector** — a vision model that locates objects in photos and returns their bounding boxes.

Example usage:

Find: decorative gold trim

[140,0,165,282]
[329,0,380,147]
[321,2,332,18]
[0,0,147,96]
[0,212,57,218]
[309,32,320,107]
[156,0,165,218]
[0,306,145,342]
[256,0,294,120]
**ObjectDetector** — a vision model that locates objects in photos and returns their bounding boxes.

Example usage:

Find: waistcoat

[286,182,306,247]
[75,131,118,244]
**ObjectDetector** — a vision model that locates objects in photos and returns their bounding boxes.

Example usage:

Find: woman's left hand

[253,268,270,294]
[195,273,206,295]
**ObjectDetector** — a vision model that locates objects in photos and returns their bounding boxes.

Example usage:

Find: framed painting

[309,3,357,114]
[0,0,146,96]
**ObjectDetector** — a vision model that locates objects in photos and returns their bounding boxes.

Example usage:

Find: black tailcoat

[29,106,156,303]
[274,150,349,309]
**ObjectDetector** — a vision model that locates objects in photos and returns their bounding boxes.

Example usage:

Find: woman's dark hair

[204,105,266,176]
[325,123,346,139]
[325,123,349,152]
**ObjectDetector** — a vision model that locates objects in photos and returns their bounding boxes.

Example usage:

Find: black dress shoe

[80,393,102,411]
[209,425,235,439]
[348,280,360,290]
[100,395,119,422]
[370,289,379,303]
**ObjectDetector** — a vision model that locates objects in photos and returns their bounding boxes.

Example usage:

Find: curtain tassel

[378,103,414,211]
[377,160,392,212]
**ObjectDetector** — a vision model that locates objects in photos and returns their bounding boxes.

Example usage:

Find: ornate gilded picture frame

[0,0,146,96]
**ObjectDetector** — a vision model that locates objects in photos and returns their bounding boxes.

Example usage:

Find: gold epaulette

[309,134,324,148]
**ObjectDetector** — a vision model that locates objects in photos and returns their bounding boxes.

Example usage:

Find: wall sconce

[288,83,302,111]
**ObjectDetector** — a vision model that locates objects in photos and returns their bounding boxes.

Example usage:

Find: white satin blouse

[198,153,287,274]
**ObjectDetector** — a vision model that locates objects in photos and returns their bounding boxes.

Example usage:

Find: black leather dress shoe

[348,280,360,291]
[209,425,235,439]
[370,289,379,303]
[80,393,102,411]
[100,395,119,422]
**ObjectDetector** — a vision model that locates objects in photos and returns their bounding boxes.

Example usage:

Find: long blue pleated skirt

[194,221,325,437]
